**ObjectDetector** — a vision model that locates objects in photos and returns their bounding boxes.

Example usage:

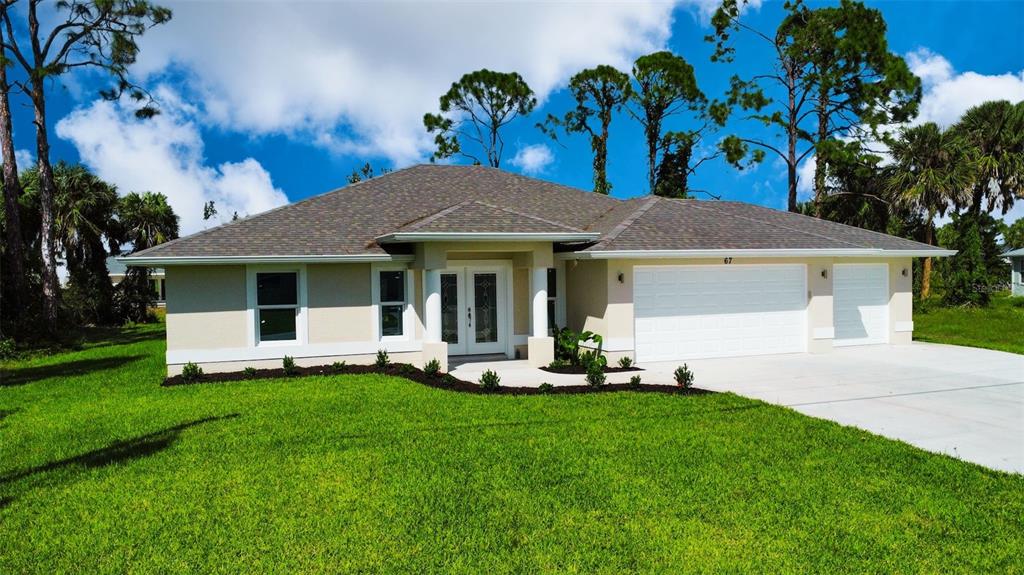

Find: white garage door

[634,265,808,362]
[833,264,889,346]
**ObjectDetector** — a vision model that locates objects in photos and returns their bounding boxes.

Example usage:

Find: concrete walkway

[451,343,1024,474]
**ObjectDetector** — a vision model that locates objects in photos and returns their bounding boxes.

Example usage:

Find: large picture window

[379,270,406,337]
[257,272,298,342]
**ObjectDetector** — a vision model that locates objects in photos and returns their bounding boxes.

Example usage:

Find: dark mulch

[540,364,643,375]
[163,362,709,396]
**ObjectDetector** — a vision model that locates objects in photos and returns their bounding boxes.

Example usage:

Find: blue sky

[7,0,1024,234]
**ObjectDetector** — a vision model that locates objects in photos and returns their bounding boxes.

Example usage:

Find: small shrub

[331,361,347,372]
[375,349,389,368]
[424,358,441,376]
[674,364,694,389]
[397,363,416,375]
[617,356,633,369]
[586,362,606,388]
[579,349,607,371]
[442,373,456,386]
[547,358,571,370]
[479,369,501,391]
[180,362,203,383]
[628,375,642,389]
[538,382,554,394]
[0,338,16,360]
[282,355,298,375]
[243,367,257,379]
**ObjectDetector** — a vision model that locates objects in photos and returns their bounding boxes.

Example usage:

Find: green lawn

[2,325,1022,574]
[914,293,1024,354]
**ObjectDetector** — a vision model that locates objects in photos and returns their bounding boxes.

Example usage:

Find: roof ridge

[471,200,584,232]
[399,199,476,232]
[688,201,869,249]
[129,164,426,258]
[595,195,661,249]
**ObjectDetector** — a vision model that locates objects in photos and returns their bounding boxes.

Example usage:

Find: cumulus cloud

[129,2,676,166]
[56,87,288,235]
[907,48,1024,128]
[508,143,554,175]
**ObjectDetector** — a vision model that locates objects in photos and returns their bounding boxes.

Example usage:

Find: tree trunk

[813,85,828,217]
[30,85,61,331]
[921,210,935,299]
[645,108,659,194]
[593,118,610,194]
[786,63,798,212]
[0,46,25,327]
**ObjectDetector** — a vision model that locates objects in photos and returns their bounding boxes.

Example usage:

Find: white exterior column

[531,266,548,337]
[425,269,442,343]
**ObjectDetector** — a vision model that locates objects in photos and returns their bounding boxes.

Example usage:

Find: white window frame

[246,265,308,348]
[371,263,415,342]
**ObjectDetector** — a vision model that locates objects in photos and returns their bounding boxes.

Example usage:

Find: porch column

[528,266,554,367]
[422,269,448,372]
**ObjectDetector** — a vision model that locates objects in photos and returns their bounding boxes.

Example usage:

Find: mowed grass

[1,324,1023,574]
[914,293,1024,354]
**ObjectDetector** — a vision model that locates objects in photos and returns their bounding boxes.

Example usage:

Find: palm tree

[951,100,1024,216]
[887,122,971,298]
[114,192,179,322]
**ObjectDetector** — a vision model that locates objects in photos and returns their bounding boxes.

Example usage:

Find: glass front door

[439,266,506,356]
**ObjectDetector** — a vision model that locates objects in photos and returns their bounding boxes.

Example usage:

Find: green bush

[553,326,603,365]
[375,349,389,368]
[0,338,16,360]
[547,358,571,369]
[243,367,257,379]
[538,382,554,394]
[586,362,606,388]
[331,361,347,372]
[674,364,694,389]
[282,355,298,375]
[479,369,501,391]
[628,375,642,389]
[442,374,456,386]
[579,349,607,371]
[617,356,633,369]
[424,358,441,376]
[397,363,416,375]
[180,362,203,383]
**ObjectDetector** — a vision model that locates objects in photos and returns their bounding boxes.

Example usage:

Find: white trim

[557,248,957,260]
[246,265,308,348]
[894,321,914,333]
[119,254,414,266]
[812,327,835,340]
[371,263,416,343]
[376,232,599,243]
[168,340,422,365]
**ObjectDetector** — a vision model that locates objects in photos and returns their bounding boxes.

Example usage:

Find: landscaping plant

[180,361,203,384]
[617,356,633,369]
[282,355,298,376]
[538,382,554,394]
[628,375,642,389]
[424,358,441,377]
[242,367,257,379]
[375,349,390,368]
[674,364,694,389]
[479,369,501,390]
[331,361,347,373]
[586,362,606,388]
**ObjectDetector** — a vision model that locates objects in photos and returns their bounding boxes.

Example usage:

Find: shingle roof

[126,164,946,260]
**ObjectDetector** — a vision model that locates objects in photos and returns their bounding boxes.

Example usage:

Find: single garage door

[634,265,807,362]
[833,263,889,346]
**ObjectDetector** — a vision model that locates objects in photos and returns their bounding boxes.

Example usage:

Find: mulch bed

[539,364,643,375]
[163,362,710,396]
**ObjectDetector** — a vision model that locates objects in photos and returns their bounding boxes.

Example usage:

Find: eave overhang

[557,248,957,260]
[117,254,417,266]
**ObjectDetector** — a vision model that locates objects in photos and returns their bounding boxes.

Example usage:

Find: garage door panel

[833,264,889,346]
[634,265,808,362]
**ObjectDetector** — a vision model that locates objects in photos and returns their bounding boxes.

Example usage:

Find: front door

[439,266,507,356]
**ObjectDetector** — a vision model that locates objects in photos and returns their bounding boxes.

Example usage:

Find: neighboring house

[107,256,166,306]
[121,165,953,376]
[1006,248,1024,296]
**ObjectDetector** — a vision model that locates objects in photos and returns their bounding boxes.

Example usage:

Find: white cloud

[678,0,762,22]
[129,2,676,166]
[55,87,288,235]
[508,143,554,175]
[907,48,1024,128]
[796,157,815,200]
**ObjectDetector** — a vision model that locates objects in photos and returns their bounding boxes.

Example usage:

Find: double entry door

[440,265,507,355]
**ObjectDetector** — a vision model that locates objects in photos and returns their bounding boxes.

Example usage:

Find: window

[379,270,406,337]
[256,272,298,342]
[547,267,557,335]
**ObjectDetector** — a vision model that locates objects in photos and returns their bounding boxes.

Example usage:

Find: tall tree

[346,162,390,184]
[628,51,706,194]
[424,69,536,167]
[887,123,971,298]
[1004,218,1024,251]
[710,0,920,213]
[0,34,23,324]
[0,0,171,332]
[539,65,631,194]
[951,100,1024,217]
[114,191,177,322]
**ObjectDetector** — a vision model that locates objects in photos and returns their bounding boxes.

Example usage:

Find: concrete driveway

[643,343,1024,474]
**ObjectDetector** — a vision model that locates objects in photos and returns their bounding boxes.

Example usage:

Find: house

[107,256,166,306]
[120,165,953,376]
[1006,248,1024,296]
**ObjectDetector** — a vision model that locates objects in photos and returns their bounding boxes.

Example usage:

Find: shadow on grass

[83,326,164,349]
[0,355,148,387]
[0,414,240,504]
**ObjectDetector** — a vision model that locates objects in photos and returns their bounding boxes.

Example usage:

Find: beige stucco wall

[307,263,372,343]
[513,267,530,336]
[564,259,608,337]
[165,265,248,351]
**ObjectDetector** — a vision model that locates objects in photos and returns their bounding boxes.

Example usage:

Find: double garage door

[633,263,890,362]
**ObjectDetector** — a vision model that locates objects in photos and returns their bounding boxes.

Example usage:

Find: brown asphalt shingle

[127,164,944,259]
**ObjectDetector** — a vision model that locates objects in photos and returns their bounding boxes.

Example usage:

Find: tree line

[421,0,1023,306]
[0,0,175,343]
